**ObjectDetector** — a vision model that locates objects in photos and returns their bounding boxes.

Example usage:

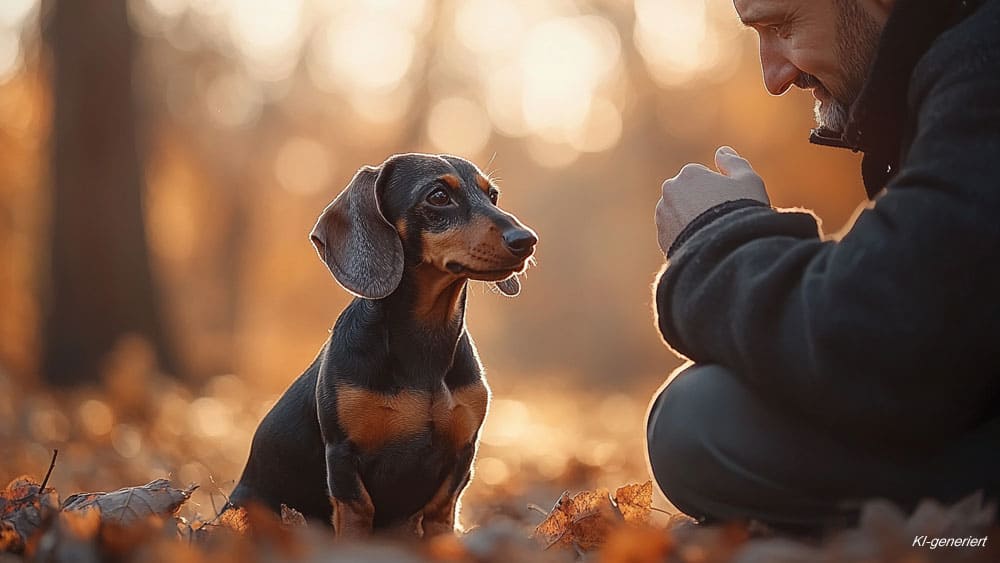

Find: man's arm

[656,60,1000,450]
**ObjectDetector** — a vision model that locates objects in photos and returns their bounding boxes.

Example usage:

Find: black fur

[228,154,536,533]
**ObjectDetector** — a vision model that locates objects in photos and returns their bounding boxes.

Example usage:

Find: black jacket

[655,0,1000,451]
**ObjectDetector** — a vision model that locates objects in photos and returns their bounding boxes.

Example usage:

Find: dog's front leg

[420,443,475,537]
[326,441,374,537]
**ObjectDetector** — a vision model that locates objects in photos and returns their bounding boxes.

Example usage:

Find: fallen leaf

[219,505,250,534]
[0,476,60,554]
[280,504,306,528]
[532,487,620,552]
[61,479,196,528]
[613,481,653,526]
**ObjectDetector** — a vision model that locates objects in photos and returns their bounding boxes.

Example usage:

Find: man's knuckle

[679,163,706,176]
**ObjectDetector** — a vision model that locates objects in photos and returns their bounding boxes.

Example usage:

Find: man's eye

[427,189,452,206]
[489,190,499,205]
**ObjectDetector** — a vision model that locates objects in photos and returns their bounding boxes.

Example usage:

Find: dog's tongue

[495,276,520,296]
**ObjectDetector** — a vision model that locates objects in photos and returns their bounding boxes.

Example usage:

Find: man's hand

[656,146,769,255]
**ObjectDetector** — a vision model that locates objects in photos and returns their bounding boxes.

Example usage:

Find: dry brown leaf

[61,479,196,527]
[613,481,653,526]
[532,493,573,549]
[280,504,306,528]
[533,487,621,552]
[0,476,60,554]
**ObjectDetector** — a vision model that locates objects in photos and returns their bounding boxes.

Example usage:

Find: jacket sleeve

[655,48,1000,448]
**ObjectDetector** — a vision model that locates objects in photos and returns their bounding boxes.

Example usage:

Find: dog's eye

[427,188,452,207]
[489,190,499,205]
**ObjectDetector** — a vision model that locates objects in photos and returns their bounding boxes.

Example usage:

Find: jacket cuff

[666,198,770,257]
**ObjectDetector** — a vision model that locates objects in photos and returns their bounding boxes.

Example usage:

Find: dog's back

[228,347,331,521]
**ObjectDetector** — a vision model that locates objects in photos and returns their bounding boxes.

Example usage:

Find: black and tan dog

[227,153,537,537]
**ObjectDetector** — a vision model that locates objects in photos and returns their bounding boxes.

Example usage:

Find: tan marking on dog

[330,475,375,537]
[336,385,431,450]
[420,476,459,537]
[421,216,499,268]
[475,175,492,194]
[421,227,469,270]
[395,217,408,240]
[432,379,489,448]
[411,264,466,326]
[439,174,462,190]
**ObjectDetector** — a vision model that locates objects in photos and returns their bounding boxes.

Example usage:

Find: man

[646,0,1000,532]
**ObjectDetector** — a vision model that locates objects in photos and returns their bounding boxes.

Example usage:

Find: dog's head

[310,153,537,299]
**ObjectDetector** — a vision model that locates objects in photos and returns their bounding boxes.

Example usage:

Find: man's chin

[814,98,851,135]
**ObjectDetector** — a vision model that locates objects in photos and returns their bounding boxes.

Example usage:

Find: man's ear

[494,275,520,297]
[310,165,404,299]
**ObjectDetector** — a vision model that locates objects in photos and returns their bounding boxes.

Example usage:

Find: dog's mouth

[444,260,527,281]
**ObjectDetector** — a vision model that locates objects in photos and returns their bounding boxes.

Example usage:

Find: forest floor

[1,367,997,562]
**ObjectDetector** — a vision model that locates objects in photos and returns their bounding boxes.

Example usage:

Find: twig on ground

[527,503,549,516]
[40,449,58,491]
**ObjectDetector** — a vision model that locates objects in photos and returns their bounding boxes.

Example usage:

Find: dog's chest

[335,381,488,452]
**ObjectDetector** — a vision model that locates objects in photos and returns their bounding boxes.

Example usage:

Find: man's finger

[715,146,751,177]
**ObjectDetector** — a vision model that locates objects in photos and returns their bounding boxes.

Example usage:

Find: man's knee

[646,364,736,518]
[644,363,871,530]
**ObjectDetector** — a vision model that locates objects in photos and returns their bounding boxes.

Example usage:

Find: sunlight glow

[79,400,115,438]
[520,16,620,142]
[145,0,187,19]
[0,0,36,28]
[454,0,526,57]
[634,0,718,87]
[111,424,143,458]
[226,0,304,81]
[427,96,492,155]
[275,136,333,195]
[204,71,263,128]
[481,399,530,446]
[569,96,623,153]
[191,397,234,439]
[308,1,427,96]
[0,30,20,84]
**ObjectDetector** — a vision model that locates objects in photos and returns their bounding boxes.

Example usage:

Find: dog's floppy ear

[495,275,520,297]
[310,165,404,299]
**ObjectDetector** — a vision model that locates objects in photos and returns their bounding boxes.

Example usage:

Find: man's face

[734,0,885,133]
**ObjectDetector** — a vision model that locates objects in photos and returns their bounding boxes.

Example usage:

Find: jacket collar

[807,0,982,197]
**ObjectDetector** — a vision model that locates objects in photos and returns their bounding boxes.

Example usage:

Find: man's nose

[759,39,798,96]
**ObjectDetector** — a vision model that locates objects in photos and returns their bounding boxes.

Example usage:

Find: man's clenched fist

[655,146,770,255]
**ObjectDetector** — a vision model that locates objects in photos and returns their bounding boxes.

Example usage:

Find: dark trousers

[645,363,1000,532]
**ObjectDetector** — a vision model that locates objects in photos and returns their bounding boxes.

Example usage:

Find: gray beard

[818,0,882,133]
[814,98,851,133]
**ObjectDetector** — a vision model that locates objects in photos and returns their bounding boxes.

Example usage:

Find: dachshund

[226,153,537,538]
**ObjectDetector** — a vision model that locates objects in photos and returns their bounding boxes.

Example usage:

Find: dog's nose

[502,229,537,258]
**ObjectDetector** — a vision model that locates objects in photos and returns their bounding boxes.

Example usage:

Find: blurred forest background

[0,0,864,525]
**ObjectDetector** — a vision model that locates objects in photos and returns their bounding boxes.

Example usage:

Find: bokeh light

[427,96,492,155]
[275,136,333,195]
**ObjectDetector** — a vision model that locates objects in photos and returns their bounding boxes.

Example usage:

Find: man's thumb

[715,145,749,176]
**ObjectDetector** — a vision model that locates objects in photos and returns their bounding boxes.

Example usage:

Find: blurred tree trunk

[41,0,177,386]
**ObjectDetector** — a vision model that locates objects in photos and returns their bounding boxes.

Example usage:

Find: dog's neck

[371,264,469,376]
[402,263,469,329]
